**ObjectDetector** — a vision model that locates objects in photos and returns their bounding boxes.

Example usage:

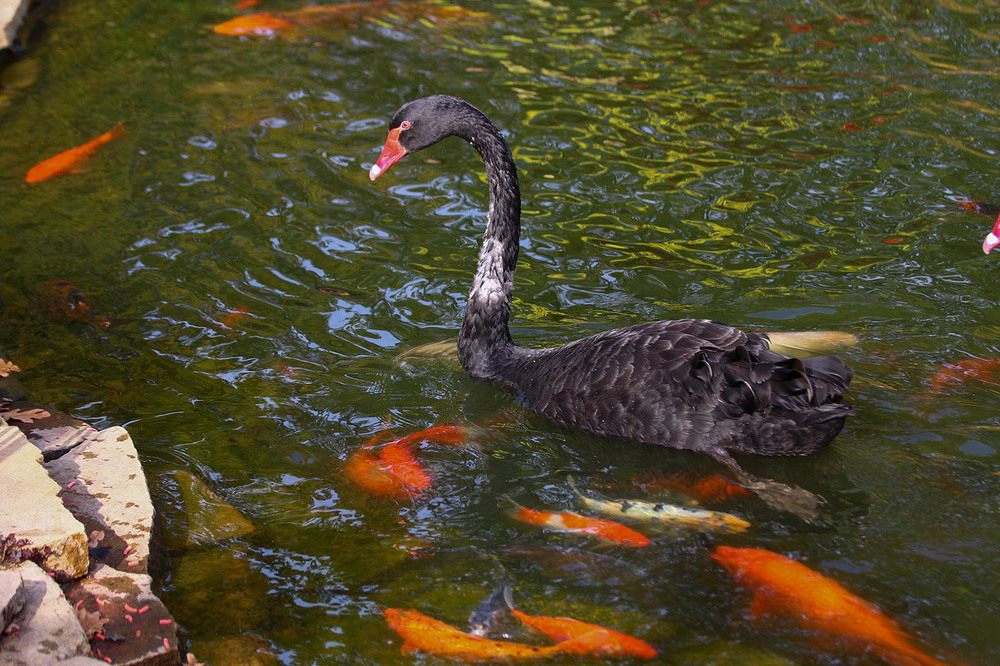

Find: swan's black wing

[501,319,852,456]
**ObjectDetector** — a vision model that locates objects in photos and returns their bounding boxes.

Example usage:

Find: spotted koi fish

[569,477,750,533]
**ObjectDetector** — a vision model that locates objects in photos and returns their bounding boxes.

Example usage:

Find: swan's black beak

[985,213,1000,254]
[369,127,408,180]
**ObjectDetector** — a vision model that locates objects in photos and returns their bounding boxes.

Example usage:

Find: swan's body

[370,95,852,465]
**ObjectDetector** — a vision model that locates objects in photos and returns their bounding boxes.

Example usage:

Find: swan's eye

[400,121,412,130]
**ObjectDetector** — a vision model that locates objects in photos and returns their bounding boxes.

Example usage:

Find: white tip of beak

[984,232,1000,254]
[368,163,382,181]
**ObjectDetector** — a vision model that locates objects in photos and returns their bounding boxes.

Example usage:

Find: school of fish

[17,5,978,661]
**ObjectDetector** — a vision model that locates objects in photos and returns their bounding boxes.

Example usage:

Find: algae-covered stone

[154,469,255,550]
[161,547,269,636]
[190,634,279,666]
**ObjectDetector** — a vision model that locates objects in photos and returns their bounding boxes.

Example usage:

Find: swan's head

[369,95,482,180]
[984,212,1000,254]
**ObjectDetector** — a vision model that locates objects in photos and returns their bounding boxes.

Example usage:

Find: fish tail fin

[498,494,522,516]
[106,121,128,141]
[501,580,514,610]
[566,475,580,495]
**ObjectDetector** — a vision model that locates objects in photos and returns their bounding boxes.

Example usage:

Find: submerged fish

[379,439,431,491]
[26,122,127,183]
[343,425,468,498]
[710,546,956,666]
[631,470,755,505]
[344,447,421,499]
[504,496,650,547]
[467,578,515,638]
[391,424,469,448]
[958,199,1000,218]
[569,477,750,533]
[927,357,1000,395]
[38,279,113,329]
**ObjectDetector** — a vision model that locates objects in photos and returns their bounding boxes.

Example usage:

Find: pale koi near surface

[569,477,750,533]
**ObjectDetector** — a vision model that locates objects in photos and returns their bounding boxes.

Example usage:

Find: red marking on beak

[369,127,408,180]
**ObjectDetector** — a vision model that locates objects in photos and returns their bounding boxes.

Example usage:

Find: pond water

[2,0,999,662]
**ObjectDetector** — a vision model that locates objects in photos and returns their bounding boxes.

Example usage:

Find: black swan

[369,95,853,514]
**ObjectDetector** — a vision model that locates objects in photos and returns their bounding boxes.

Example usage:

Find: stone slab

[65,564,179,666]
[0,561,89,664]
[0,0,29,51]
[0,424,88,579]
[0,568,25,632]
[0,399,99,461]
[45,427,153,575]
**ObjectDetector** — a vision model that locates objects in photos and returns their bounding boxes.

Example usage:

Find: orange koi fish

[379,440,431,490]
[384,607,606,661]
[710,546,954,666]
[344,448,417,499]
[344,425,466,498]
[344,430,420,498]
[509,607,657,659]
[25,122,127,183]
[214,1,489,37]
[664,471,754,504]
[927,357,1000,395]
[392,423,469,448]
[505,498,650,547]
[212,12,295,36]
[599,471,753,505]
[958,199,999,218]
[219,306,251,330]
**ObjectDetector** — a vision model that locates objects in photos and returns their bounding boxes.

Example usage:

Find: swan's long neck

[455,116,521,380]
